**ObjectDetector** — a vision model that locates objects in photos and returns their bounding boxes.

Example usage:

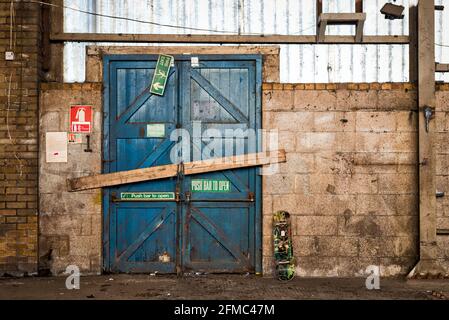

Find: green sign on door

[121,192,175,201]
[150,54,174,96]
[191,179,231,193]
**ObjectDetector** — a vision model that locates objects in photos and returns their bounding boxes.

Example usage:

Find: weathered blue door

[103,55,262,274]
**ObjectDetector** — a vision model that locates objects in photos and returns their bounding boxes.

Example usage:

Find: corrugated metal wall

[63,0,449,83]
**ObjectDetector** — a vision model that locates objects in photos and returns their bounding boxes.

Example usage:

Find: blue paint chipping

[103,54,262,274]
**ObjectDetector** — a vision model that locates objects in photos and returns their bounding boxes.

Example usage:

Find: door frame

[102,54,263,274]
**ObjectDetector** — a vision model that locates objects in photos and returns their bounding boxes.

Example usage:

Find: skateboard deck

[273,211,295,281]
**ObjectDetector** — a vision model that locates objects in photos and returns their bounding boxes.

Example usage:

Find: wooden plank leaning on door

[68,150,286,192]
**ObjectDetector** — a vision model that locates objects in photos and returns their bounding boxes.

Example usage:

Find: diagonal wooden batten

[67,150,286,192]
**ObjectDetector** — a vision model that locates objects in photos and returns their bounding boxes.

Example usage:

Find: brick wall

[0,1,40,275]
[262,83,420,277]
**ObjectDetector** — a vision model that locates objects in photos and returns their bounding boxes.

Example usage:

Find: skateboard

[273,210,295,281]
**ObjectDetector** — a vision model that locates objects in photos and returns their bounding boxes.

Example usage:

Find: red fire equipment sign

[70,105,92,133]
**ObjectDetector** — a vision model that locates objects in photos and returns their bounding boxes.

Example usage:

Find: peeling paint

[159,252,171,263]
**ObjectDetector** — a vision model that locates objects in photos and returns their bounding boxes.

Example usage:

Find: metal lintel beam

[50,33,409,45]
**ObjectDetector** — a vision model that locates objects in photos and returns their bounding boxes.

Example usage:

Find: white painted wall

[63,0,449,83]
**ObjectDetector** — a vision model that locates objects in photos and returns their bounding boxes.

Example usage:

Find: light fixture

[380,3,405,20]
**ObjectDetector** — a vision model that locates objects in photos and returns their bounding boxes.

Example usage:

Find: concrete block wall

[38,81,426,277]
[35,44,449,276]
[39,83,102,275]
[436,87,449,268]
[38,80,449,277]
[0,1,40,275]
[262,83,421,277]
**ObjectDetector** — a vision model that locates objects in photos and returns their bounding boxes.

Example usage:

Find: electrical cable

[20,0,316,36]
[7,0,24,177]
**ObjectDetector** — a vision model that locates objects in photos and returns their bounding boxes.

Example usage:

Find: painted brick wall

[39,83,102,275]
[262,83,421,277]
[0,1,40,275]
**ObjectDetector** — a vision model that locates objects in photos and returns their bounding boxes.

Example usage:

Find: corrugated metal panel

[63,0,449,83]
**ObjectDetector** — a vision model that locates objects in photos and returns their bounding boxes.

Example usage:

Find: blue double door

[103,55,262,274]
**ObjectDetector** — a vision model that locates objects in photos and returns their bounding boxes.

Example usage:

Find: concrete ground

[1,274,449,300]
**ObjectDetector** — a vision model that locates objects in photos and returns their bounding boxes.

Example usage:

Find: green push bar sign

[191,179,231,193]
[150,54,174,96]
[120,192,175,201]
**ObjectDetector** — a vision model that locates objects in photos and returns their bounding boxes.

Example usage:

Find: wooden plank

[318,13,366,43]
[46,0,64,82]
[409,5,418,83]
[68,150,286,192]
[50,0,63,35]
[50,33,409,44]
[355,0,364,13]
[319,13,366,24]
[355,19,365,43]
[86,45,280,56]
[316,0,322,42]
[418,0,437,257]
[316,0,322,16]
[41,2,51,72]
[436,229,449,236]
[436,63,449,72]
[317,19,328,43]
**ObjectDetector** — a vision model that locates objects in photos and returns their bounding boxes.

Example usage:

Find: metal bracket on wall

[84,135,93,152]
[423,106,434,133]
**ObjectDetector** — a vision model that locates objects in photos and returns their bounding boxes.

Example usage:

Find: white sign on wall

[46,132,68,163]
